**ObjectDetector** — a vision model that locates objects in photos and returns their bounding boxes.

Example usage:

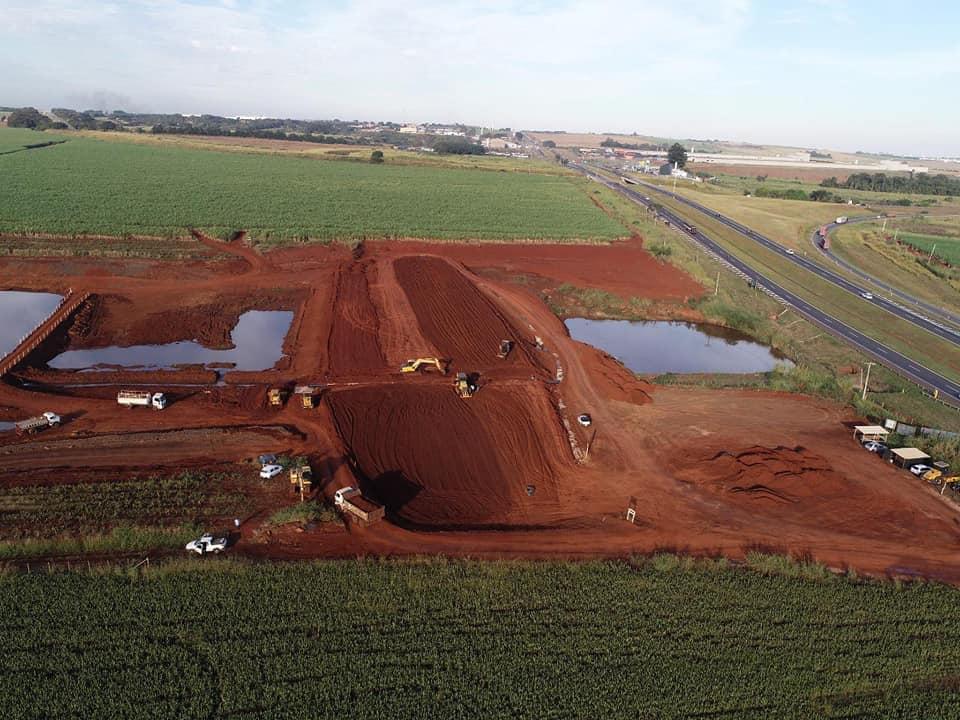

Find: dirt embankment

[376,238,702,301]
[393,255,547,374]
[328,259,385,375]
[326,383,570,529]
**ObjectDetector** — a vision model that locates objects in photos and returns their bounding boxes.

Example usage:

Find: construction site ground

[2,235,959,582]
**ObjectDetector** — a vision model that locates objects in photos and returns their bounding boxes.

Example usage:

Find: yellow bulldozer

[454,372,477,399]
[267,388,285,407]
[401,357,446,374]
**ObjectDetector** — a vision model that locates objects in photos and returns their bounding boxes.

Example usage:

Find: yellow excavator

[267,388,285,407]
[401,357,446,374]
[454,372,477,398]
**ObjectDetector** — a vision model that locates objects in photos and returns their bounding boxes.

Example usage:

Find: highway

[572,164,960,407]
[627,177,960,347]
[812,217,960,329]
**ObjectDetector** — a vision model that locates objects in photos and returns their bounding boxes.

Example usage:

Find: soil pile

[678,445,843,504]
[393,256,543,372]
[327,382,567,528]
[328,259,385,375]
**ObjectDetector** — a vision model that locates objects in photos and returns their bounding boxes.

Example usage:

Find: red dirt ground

[377,238,701,301]
[327,382,569,528]
[2,235,960,582]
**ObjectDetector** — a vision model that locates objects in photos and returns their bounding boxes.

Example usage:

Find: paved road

[572,165,960,407]
[627,178,960,347]
[813,217,960,329]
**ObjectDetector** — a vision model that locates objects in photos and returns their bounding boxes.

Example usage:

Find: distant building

[399,124,420,134]
[658,162,690,179]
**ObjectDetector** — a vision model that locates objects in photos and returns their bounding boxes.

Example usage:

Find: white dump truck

[15,411,61,435]
[117,390,167,410]
[334,487,385,525]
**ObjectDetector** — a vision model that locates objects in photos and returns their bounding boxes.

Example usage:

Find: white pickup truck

[185,534,228,555]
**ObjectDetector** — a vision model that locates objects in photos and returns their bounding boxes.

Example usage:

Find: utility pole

[862,362,876,401]
[714,271,720,296]
[928,243,937,263]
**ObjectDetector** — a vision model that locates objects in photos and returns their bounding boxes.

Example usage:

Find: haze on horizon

[2,0,958,157]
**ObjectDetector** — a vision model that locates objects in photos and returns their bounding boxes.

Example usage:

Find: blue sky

[2,0,958,156]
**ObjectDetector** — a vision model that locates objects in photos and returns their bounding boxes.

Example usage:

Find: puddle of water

[0,291,64,358]
[566,318,791,374]
[0,422,15,432]
[49,310,294,372]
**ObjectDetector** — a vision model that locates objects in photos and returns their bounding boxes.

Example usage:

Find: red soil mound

[328,259,385,375]
[376,238,702,301]
[575,342,652,405]
[326,382,569,528]
[678,445,843,504]
[393,255,545,372]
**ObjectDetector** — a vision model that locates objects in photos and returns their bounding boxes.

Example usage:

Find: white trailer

[15,411,61,435]
[117,390,167,410]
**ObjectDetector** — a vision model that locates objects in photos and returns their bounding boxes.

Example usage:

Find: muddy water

[0,291,64,358]
[566,318,790,374]
[49,310,294,371]
[0,422,15,432]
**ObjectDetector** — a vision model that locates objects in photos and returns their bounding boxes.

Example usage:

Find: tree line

[822,172,960,196]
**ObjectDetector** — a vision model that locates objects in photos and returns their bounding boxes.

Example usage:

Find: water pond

[565,318,790,374]
[49,310,294,371]
[0,290,63,358]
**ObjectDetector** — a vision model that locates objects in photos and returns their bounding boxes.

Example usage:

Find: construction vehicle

[400,357,446,374]
[941,477,960,495]
[454,372,477,398]
[497,340,513,359]
[334,487,385,525]
[117,390,167,410]
[15,411,60,435]
[294,385,318,409]
[268,388,285,407]
[185,533,228,555]
[290,462,313,488]
[923,468,945,483]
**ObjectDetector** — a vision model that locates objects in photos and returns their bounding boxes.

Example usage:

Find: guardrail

[0,289,90,378]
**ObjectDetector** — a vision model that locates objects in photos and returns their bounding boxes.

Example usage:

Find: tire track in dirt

[327,259,386,375]
[393,255,545,372]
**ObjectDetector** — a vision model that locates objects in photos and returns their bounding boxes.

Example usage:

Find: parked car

[260,463,283,479]
[909,464,933,477]
[577,413,592,427]
[185,534,227,555]
[863,441,888,454]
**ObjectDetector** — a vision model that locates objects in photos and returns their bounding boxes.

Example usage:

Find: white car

[577,413,592,427]
[785,248,795,255]
[909,464,932,477]
[860,292,874,300]
[260,463,283,479]
[185,534,227,555]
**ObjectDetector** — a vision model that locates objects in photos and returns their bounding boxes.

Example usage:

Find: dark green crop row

[0,131,624,243]
[1,556,958,719]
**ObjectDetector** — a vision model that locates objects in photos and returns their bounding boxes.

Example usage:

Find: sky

[2,0,959,156]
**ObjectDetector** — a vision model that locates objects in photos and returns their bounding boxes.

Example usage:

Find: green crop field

[898,231,960,265]
[0,127,66,154]
[2,557,959,719]
[0,131,623,243]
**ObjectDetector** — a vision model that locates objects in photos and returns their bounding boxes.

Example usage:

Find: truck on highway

[15,411,60,435]
[818,226,830,249]
[835,216,848,225]
[117,390,167,410]
[334,486,385,525]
